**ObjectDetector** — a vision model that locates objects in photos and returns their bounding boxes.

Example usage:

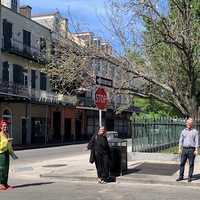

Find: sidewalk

[11,150,200,187]
[40,157,200,187]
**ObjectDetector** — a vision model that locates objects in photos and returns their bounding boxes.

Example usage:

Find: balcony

[1,38,41,62]
[0,80,78,105]
[76,97,96,108]
[0,80,27,98]
[28,89,77,105]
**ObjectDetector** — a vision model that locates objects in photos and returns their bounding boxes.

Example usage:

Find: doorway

[64,118,71,141]
[75,119,82,140]
[53,111,61,141]
[22,118,26,144]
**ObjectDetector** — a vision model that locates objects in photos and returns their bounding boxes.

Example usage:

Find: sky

[19,0,112,42]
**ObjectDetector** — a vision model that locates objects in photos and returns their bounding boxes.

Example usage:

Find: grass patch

[160,146,200,155]
[159,146,179,154]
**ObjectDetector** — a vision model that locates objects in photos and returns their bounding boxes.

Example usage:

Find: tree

[40,0,200,121]
[134,98,179,118]
[103,0,200,121]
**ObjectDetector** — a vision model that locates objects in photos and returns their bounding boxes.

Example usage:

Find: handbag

[89,146,95,164]
[89,134,97,164]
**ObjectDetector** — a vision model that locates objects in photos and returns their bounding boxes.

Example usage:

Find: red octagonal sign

[95,87,108,110]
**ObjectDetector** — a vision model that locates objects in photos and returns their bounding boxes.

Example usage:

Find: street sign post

[96,76,113,87]
[94,87,108,126]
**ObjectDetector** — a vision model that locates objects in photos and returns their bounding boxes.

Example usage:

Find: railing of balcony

[0,80,77,105]
[28,89,77,105]
[2,37,41,61]
[76,97,96,107]
[0,80,135,111]
[0,80,27,97]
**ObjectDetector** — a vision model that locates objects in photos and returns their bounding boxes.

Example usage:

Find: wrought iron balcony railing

[0,80,27,97]
[1,37,41,62]
[0,80,77,105]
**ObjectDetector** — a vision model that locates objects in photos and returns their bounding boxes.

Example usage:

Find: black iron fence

[132,117,189,152]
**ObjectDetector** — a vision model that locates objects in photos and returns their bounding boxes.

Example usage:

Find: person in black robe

[83,126,111,184]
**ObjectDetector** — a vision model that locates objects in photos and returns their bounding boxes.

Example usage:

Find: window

[106,63,110,75]
[23,29,31,54]
[113,66,116,79]
[96,59,102,73]
[40,72,46,90]
[33,120,45,137]
[23,70,28,86]
[11,0,18,12]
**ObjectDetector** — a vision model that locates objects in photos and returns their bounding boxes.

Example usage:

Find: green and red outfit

[0,134,16,188]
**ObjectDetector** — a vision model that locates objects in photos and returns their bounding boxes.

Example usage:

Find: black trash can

[108,138,127,176]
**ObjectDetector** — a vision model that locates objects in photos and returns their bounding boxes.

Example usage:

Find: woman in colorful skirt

[0,120,18,190]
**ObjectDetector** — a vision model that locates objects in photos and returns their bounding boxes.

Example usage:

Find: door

[53,111,61,141]
[75,119,82,140]
[22,118,27,144]
[64,118,71,141]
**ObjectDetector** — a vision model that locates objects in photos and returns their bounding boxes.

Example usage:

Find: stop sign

[95,87,108,110]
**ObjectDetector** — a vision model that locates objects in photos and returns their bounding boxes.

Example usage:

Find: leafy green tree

[134,98,180,118]
[104,0,200,121]
[40,0,200,121]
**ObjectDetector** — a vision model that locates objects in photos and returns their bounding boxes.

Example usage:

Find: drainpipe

[74,107,76,141]
[28,103,32,146]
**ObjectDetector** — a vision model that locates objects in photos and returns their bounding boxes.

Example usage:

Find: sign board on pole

[96,76,113,87]
[94,87,108,110]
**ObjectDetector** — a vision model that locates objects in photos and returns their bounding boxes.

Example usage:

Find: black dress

[87,134,111,180]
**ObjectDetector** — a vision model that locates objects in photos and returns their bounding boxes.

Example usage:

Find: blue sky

[20,0,111,41]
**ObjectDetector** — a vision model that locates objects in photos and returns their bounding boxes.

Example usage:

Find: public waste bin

[106,131,118,141]
[108,138,127,176]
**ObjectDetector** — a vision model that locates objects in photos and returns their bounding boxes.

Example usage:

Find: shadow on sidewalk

[124,162,179,176]
[13,181,54,188]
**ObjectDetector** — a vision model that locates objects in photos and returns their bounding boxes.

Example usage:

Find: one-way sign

[96,76,113,87]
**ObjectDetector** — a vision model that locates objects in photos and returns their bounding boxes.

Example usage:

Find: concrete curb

[40,172,200,187]
[128,152,200,162]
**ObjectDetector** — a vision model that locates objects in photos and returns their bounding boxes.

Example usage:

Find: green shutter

[3,62,9,81]
[13,64,24,84]
[40,72,46,90]
[3,20,12,49]
[31,70,36,88]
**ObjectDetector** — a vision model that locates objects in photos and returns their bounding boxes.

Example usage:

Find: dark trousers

[179,148,195,178]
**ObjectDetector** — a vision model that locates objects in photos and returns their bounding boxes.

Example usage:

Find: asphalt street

[2,139,200,200]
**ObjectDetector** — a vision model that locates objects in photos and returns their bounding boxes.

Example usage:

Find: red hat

[0,120,9,126]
